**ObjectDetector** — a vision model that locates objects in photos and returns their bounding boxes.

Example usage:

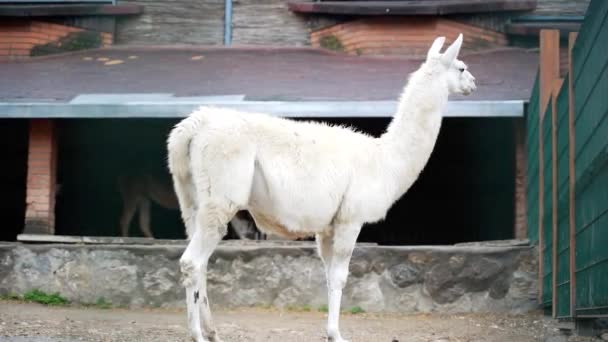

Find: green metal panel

[526,0,608,317]
[575,167,608,316]
[572,0,608,317]
[542,103,553,308]
[572,0,608,87]
[527,74,541,245]
[555,76,571,318]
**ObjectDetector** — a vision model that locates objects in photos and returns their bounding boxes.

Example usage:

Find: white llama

[167,34,475,342]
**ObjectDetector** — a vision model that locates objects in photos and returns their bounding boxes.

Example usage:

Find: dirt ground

[0,301,601,342]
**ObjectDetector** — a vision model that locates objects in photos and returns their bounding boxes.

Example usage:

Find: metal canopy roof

[0,46,537,118]
[0,99,525,118]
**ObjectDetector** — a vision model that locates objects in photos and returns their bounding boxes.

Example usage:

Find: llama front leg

[316,232,334,288]
[325,223,361,342]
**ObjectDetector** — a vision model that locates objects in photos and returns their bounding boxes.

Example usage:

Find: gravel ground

[0,301,603,342]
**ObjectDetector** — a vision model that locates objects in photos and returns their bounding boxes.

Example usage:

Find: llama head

[426,34,476,96]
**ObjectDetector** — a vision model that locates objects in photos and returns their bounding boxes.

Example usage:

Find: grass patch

[318,304,328,313]
[251,303,272,310]
[0,293,21,300]
[93,297,112,309]
[22,289,69,306]
[285,304,312,312]
[30,31,102,57]
[348,306,365,314]
[319,35,344,52]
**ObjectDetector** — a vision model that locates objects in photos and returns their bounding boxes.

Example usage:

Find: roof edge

[0,100,525,118]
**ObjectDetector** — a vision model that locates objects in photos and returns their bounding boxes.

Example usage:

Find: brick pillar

[24,119,58,234]
[514,119,528,239]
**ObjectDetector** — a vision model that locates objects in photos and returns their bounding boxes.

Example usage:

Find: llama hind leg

[181,228,207,342]
[325,223,361,342]
[180,204,232,342]
[138,198,154,238]
[119,197,137,237]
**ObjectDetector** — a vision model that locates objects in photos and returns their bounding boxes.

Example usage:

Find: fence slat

[539,29,560,306]
[551,78,563,318]
[568,31,579,318]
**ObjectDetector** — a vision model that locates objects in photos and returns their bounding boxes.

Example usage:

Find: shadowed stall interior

[55,117,516,244]
[0,119,28,241]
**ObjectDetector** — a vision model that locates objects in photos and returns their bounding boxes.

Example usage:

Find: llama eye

[459,68,465,72]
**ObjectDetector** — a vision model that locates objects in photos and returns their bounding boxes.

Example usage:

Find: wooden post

[568,31,578,318]
[551,77,563,318]
[538,29,560,305]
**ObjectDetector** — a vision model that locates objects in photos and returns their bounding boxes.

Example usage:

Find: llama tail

[166,111,206,181]
[167,111,207,236]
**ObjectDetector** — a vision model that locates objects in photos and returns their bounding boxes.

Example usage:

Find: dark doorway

[0,119,29,241]
[56,118,184,239]
[54,116,516,245]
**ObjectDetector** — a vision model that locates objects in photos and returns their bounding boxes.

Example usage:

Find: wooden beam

[551,77,563,318]
[505,22,581,37]
[540,30,560,118]
[568,31,578,319]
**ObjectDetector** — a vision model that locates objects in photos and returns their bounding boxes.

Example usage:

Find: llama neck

[378,65,449,199]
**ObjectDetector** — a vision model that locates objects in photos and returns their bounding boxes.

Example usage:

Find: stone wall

[115,0,225,45]
[113,0,591,46]
[232,0,311,46]
[115,0,319,46]
[0,241,538,313]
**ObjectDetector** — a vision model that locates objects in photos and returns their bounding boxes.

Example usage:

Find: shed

[0,45,537,244]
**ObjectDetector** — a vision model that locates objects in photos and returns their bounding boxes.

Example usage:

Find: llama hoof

[191,338,210,342]
[208,335,223,342]
[190,333,211,342]
[205,329,223,342]
[327,337,349,342]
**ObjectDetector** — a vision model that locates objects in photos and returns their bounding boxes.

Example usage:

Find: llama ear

[441,33,463,66]
[427,36,446,60]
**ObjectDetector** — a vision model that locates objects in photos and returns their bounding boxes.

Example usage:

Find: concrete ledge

[0,241,538,313]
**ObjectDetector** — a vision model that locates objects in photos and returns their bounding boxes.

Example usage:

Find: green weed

[22,289,69,306]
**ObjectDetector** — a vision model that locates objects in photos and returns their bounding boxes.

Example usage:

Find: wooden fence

[526,0,608,319]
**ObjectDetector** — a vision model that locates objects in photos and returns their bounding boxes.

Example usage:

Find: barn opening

[0,119,29,241]
[54,116,517,245]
